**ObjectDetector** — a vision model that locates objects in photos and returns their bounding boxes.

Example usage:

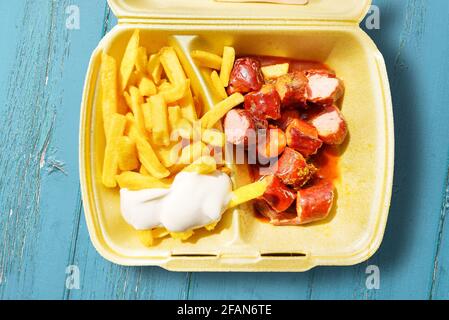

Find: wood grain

[0,0,448,300]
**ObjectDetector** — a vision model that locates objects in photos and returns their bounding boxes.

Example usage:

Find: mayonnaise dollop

[120,171,232,232]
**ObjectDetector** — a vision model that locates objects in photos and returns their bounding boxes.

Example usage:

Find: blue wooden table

[0,0,448,300]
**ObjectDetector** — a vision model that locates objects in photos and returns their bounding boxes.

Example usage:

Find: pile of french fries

[99,30,266,246]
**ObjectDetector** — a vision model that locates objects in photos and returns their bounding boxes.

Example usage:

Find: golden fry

[138,77,157,96]
[227,180,268,209]
[154,141,182,168]
[102,113,127,188]
[147,54,163,85]
[210,70,228,100]
[135,47,148,73]
[130,127,170,179]
[137,230,154,247]
[159,47,186,85]
[219,46,235,87]
[117,136,139,171]
[153,228,169,238]
[160,80,189,104]
[129,86,146,134]
[120,29,140,90]
[201,129,225,147]
[261,63,289,80]
[191,50,223,70]
[141,102,152,132]
[183,156,217,174]
[100,52,118,138]
[200,93,244,129]
[179,87,198,122]
[116,171,171,190]
[168,106,182,131]
[170,230,194,241]
[179,141,210,164]
[149,94,170,146]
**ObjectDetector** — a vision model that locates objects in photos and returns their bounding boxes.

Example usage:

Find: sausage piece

[254,199,297,222]
[305,70,344,106]
[227,58,264,95]
[275,109,301,131]
[285,119,323,157]
[275,147,316,188]
[244,84,282,121]
[257,128,287,159]
[260,175,296,213]
[296,180,334,224]
[309,105,348,145]
[224,109,256,146]
[274,72,309,108]
[269,180,334,226]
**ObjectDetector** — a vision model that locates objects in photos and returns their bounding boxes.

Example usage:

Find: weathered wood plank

[0,0,108,299]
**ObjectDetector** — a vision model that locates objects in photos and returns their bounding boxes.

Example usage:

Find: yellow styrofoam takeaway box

[79,0,394,271]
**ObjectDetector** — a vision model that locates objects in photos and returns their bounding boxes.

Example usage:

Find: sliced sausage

[260,175,296,213]
[285,119,323,157]
[275,109,301,131]
[244,84,281,121]
[257,128,287,159]
[224,109,256,146]
[296,180,334,224]
[274,72,309,108]
[270,180,334,226]
[254,199,297,222]
[275,147,316,188]
[305,70,344,106]
[309,105,348,145]
[227,57,264,95]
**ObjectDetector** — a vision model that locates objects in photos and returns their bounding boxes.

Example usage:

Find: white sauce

[120,171,232,232]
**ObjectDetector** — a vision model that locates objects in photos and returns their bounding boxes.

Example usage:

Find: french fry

[147,54,163,85]
[102,113,127,188]
[219,46,235,87]
[157,81,172,93]
[200,93,244,129]
[120,29,140,90]
[141,102,152,132]
[117,136,139,171]
[130,127,170,179]
[170,230,194,241]
[172,118,193,140]
[154,141,181,168]
[183,156,217,174]
[116,171,171,190]
[261,63,289,80]
[127,70,143,88]
[153,228,170,238]
[179,88,198,122]
[138,77,157,96]
[140,165,150,176]
[159,47,186,85]
[135,47,148,73]
[160,80,190,104]
[129,86,146,134]
[137,230,154,247]
[168,106,182,131]
[201,129,225,147]
[191,50,223,70]
[210,70,227,100]
[149,94,170,146]
[179,141,210,164]
[100,52,118,138]
[227,179,268,209]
